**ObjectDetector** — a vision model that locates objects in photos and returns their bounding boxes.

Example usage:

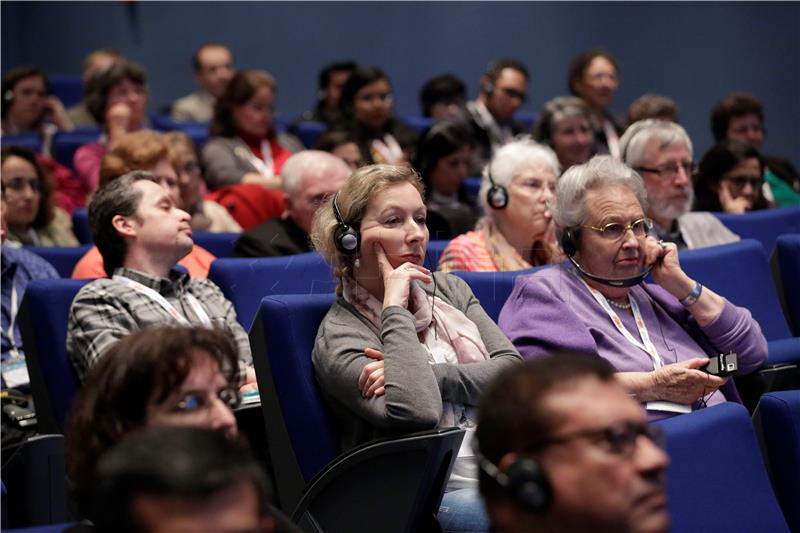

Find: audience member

[72,130,216,278]
[620,119,738,249]
[235,150,349,257]
[1,65,74,146]
[74,60,149,196]
[439,138,562,272]
[315,129,365,170]
[65,326,243,516]
[1,196,59,388]
[88,426,282,533]
[476,354,670,533]
[300,60,357,125]
[711,92,800,206]
[568,49,623,157]
[627,93,679,127]
[164,131,241,232]
[67,49,123,126]
[66,171,253,382]
[203,69,303,190]
[328,66,418,165]
[532,96,594,172]
[460,59,530,174]
[695,140,770,213]
[498,155,767,420]
[414,118,478,239]
[1,145,78,246]
[310,163,521,532]
[171,43,235,123]
[420,74,467,120]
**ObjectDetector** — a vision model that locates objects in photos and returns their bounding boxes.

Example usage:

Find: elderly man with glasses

[620,119,739,249]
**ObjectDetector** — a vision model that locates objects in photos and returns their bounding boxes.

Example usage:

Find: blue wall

[3,1,798,166]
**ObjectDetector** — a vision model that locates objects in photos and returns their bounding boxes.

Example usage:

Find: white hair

[280,150,351,198]
[619,119,693,167]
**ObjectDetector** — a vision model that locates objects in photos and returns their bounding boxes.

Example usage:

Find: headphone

[332,192,361,255]
[3,89,14,103]
[483,81,495,95]
[476,451,553,513]
[486,164,509,209]
[561,227,654,288]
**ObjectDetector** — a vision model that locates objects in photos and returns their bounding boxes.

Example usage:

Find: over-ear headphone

[483,81,495,95]
[332,192,360,255]
[476,452,553,513]
[560,227,579,257]
[486,164,509,209]
[3,89,14,103]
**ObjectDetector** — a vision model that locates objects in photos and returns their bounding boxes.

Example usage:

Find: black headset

[485,164,509,210]
[476,451,553,513]
[332,192,361,255]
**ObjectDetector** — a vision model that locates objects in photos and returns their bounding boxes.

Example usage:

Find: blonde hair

[310,164,424,292]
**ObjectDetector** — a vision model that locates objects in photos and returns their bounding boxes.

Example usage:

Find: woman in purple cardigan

[498,155,767,420]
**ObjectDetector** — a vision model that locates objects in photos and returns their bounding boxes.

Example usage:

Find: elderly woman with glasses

[498,155,767,420]
[694,140,771,213]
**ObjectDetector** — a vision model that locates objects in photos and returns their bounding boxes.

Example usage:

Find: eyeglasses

[635,161,696,180]
[724,175,763,191]
[534,422,666,458]
[582,218,653,241]
[172,387,241,413]
[2,177,41,193]
[356,91,393,104]
[499,87,527,102]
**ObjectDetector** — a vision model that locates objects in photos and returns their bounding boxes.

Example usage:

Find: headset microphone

[561,227,653,288]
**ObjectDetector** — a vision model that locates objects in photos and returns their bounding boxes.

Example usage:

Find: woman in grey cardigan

[310,164,521,532]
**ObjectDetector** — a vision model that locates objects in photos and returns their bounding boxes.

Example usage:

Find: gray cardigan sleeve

[201,137,254,189]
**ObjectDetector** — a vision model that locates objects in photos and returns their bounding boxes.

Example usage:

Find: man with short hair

[234,150,350,257]
[171,43,235,122]
[460,59,530,174]
[620,119,738,249]
[67,171,252,382]
[476,354,670,533]
[67,48,123,127]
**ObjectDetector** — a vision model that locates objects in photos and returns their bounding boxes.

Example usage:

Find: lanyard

[370,134,404,164]
[576,272,664,370]
[246,140,275,178]
[113,275,211,327]
[2,282,21,359]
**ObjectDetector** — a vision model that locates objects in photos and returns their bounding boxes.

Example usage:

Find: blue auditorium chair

[452,266,547,322]
[463,175,482,204]
[52,128,100,169]
[25,245,92,278]
[249,294,464,531]
[513,111,538,130]
[71,208,91,244]
[190,231,239,258]
[655,402,789,532]
[208,252,336,329]
[424,239,450,271]
[293,121,326,148]
[47,74,83,107]
[400,115,434,134]
[17,279,91,434]
[1,133,42,153]
[771,234,800,336]
[149,114,210,148]
[755,390,800,532]
[714,206,800,254]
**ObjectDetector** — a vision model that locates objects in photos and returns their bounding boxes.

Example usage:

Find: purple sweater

[498,262,768,418]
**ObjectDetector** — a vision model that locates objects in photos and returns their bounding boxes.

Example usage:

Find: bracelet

[679,282,703,307]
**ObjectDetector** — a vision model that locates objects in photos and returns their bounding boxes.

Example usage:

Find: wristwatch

[679,281,703,307]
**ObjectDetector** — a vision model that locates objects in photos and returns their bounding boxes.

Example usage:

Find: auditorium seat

[424,239,450,271]
[70,208,91,244]
[452,266,546,322]
[25,245,92,278]
[400,115,434,135]
[655,402,789,532]
[0,133,42,153]
[463,175,482,204]
[190,231,239,258]
[249,293,464,531]
[52,128,100,169]
[771,234,800,336]
[47,74,83,107]
[293,121,326,148]
[149,114,210,148]
[714,206,800,254]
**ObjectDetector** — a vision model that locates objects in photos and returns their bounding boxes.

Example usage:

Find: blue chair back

[208,252,335,329]
[52,129,100,169]
[191,231,240,258]
[772,233,800,336]
[71,208,91,244]
[424,240,450,271]
[679,239,791,341]
[294,121,326,148]
[17,279,91,434]
[714,206,800,254]
[24,245,92,278]
[656,402,789,532]
[513,111,538,130]
[756,390,800,532]
[1,133,42,153]
[452,266,545,321]
[463,176,482,205]
[47,74,83,107]
[149,114,210,148]
[400,115,434,135]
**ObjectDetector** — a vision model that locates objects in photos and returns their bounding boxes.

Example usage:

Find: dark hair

[1,145,55,228]
[315,129,358,152]
[338,66,389,119]
[89,170,156,276]
[710,92,764,142]
[1,65,47,118]
[420,74,466,117]
[66,326,242,516]
[567,48,619,96]
[85,60,147,125]
[626,94,679,127]
[532,96,593,147]
[209,69,276,138]
[414,118,475,200]
[192,42,231,72]
[484,59,529,90]
[318,60,357,91]
[476,354,615,502]
[89,426,270,533]
[694,140,768,212]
